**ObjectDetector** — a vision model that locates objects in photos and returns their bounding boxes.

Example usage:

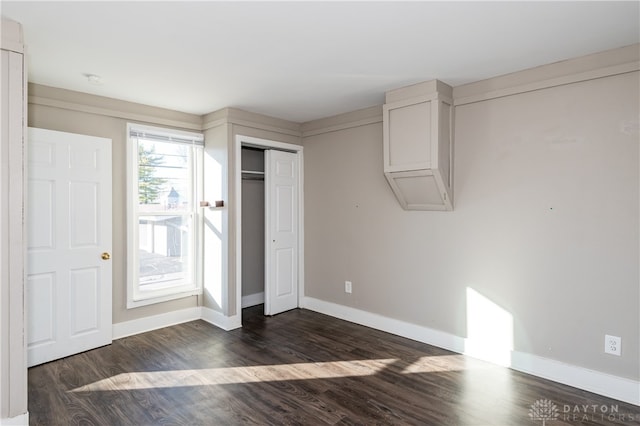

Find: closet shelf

[241,170,264,175]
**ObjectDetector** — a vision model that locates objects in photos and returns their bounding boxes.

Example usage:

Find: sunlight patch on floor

[70,353,498,393]
[70,358,397,392]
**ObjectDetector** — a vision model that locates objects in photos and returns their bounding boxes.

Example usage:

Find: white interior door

[264,150,299,315]
[27,127,112,367]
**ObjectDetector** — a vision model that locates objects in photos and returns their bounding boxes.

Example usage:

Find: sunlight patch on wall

[203,152,224,309]
[464,287,514,367]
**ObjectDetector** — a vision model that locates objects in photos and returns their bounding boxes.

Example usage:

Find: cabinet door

[384,99,433,172]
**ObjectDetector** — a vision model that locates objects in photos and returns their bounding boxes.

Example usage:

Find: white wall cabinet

[383,80,454,210]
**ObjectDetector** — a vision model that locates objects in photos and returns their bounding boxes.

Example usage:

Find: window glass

[127,124,203,307]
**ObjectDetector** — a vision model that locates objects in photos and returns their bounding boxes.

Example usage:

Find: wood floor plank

[29,305,640,425]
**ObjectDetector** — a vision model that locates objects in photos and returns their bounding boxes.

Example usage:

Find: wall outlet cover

[604,335,621,356]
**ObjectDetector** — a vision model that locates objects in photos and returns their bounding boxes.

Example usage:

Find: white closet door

[27,127,112,367]
[264,150,299,316]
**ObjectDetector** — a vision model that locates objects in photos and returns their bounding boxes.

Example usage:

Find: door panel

[265,150,299,315]
[275,247,294,296]
[69,267,100,335]
[69,181,100,247]
[27,179,55,249]
[27,127,112,367]
[276,186,293,232]
[26,273,56,346]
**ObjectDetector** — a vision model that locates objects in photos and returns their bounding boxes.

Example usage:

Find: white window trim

[126,123,204,309]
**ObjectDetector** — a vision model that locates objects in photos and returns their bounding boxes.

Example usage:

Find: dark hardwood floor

[29,305,640,425]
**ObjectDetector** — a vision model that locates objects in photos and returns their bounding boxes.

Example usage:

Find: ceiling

[2,1,639,123]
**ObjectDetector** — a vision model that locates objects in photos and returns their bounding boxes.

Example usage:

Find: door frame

[233,135,304,322]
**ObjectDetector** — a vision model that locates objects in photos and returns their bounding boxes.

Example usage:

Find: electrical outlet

[604,335,621,356]
[345,281,352,294]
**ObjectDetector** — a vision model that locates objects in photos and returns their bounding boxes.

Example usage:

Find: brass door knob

[101,252,111,260]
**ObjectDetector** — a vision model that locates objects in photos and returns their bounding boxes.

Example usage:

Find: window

[127,124,204,308]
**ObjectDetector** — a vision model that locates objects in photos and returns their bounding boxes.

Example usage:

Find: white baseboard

[510,351,640,406]
[242,291,264,308]
[201,307,242,331]
[112,307,201,339]
[0,412,28,426]
[112,306,243,340]
[301,296,640,406]
[301,296,466,353]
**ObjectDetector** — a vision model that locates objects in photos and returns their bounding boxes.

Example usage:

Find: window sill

[127,288,202,309]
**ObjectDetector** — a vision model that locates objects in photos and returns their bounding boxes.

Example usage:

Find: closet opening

[240,146,266,310]
[234,135,304,323]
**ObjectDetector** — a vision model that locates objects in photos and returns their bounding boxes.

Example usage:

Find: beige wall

[28,85,202,324]
[302,70,639,379]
